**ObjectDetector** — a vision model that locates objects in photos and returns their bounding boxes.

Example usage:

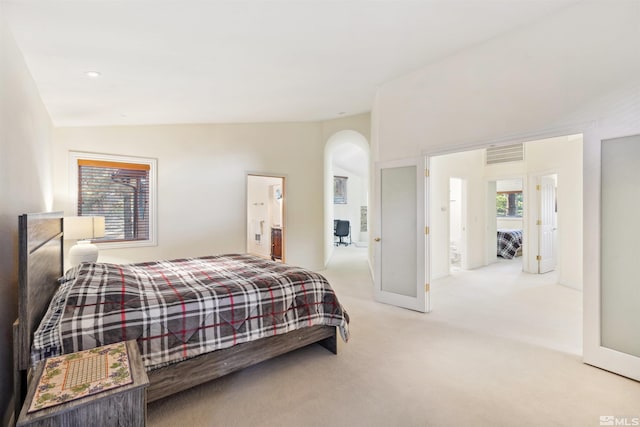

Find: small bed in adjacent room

[497,229,523,259]
[14,212,349,420]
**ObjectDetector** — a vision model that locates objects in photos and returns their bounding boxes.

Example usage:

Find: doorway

[324,130,370,266]
[246,174,285,262]
[428,134,582,354]
[494,177,525,270]
[431,136,579,281]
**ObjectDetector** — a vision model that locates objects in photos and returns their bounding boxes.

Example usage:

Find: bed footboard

[147,325,336,402]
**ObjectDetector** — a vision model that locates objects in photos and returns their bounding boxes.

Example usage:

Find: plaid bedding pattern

[32,254,349,370]
[497,229,523,259]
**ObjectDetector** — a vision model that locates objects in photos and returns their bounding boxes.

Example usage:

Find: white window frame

[69,151,158,249]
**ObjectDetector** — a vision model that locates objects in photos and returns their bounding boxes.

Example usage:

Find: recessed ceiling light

[85,71,102,78]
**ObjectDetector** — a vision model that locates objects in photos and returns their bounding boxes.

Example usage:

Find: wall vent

[486,143,524,165]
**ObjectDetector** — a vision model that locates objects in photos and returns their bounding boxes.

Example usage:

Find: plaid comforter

[497,229,523,259]
[32,254,349,370]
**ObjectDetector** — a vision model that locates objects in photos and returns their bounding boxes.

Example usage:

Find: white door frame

[245,172,287,262]
[373,156,428,312]
[423,123,585,323]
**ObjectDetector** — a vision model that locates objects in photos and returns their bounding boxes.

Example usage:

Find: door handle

[374,237,381,242]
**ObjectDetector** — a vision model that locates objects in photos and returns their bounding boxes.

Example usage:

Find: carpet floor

[147,247,640,427]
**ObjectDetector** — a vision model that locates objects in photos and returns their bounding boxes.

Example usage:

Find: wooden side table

[17,340,149,427]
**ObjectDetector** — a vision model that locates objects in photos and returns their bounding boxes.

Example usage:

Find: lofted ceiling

[3,0,579,127]
[333,141,368,178]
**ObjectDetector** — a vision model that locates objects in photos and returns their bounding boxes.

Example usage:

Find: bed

[497,229,523,259]
[13,212,349,420]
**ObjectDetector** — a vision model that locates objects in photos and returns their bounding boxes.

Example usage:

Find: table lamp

[64,216,106,266]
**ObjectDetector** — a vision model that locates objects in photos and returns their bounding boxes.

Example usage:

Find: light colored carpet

[147,248,640,427]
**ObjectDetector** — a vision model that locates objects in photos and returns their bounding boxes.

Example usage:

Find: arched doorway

[324,130,370,266]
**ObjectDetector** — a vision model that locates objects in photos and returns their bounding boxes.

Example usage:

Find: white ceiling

[4,0,579,127]
[333,141,368,178]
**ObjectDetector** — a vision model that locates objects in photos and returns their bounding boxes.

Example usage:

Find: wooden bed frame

[13,212,337,420]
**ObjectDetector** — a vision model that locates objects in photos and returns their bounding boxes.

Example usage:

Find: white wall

[0,12,54,420]
[54,115,370,272]
[373,2,640,161]
[373,1,639,292]
[430,150,487,278]
[448,178,462,243]
[497,218,523,230]
[53,123,323,269]
[525,136,583,289]
[322,114,371,145]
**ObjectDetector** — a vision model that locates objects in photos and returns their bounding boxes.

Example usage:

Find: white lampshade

[64,216,106,266]
[64,216,105,240]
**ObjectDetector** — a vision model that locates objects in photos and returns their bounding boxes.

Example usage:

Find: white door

[585,135,640,381]
[537,175,557,273]
[373,157,428,312]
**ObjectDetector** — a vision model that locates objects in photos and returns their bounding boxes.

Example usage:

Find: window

[333,176,348,204]
[496,191,523,217]
[70,152,157,247]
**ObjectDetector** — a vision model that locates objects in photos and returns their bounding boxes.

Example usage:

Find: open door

[537,175,557,273]
[585,135,640,381]
[373,157,428,312]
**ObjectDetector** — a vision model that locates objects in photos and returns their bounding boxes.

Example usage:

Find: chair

[334,220,351,246]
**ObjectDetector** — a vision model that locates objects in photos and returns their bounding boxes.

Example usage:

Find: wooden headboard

[16,212,64,371]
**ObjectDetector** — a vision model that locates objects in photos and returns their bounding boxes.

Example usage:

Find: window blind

[78,159,150,242]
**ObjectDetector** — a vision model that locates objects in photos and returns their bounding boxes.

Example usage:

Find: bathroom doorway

[246,174,285,262]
